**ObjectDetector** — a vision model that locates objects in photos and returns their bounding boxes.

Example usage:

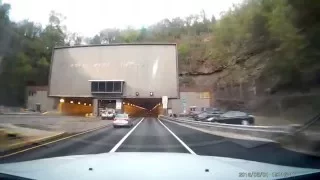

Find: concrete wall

[169,92,211,114]
[49,44,178,98]
[27,91,56,112]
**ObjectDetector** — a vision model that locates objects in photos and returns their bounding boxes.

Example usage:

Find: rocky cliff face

[178,47,320,120]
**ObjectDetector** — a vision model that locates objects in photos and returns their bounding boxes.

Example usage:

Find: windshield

[221,111,247,117]
[0,0,320,179]
[205,107,219,112]
[115,114,128,118]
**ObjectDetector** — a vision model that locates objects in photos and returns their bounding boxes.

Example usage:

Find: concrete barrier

[159,116,296,140]
[0,112,41,115]
[159,116,320,156]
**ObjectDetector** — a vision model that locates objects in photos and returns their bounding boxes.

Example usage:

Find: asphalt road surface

[1,117,320,169]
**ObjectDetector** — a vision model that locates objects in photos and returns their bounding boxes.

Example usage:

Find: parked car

[113,113,133,128]
[169,113,177,118]
[189,106,219,118]
[188,106,202,118]
[101,108,116,120]
[201,107,221,112]
[205,111,254,125]
[194,108,223,121]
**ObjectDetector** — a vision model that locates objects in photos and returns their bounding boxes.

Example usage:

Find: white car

[113,114,133,128]
[101,109,115,120]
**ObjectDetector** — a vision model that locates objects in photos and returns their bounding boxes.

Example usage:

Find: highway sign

[162,96,168,109]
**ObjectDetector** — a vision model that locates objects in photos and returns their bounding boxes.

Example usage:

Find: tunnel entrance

[98,100,116,109]
[59,97,93,116]
[97,99,116,116]
[123,98,162,117]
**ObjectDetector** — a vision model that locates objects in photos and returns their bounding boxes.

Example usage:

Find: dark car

[194,108,223,121]
[205,111,254,125]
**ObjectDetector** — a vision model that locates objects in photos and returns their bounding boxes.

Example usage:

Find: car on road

[113,113,133,128]
[205,111,254,125]
[194,108,223,121]
[101,109,116,120]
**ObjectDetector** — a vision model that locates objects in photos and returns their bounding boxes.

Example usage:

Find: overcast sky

[4,0,242,37]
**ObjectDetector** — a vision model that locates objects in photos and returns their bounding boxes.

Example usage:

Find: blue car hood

[0,152,319,180]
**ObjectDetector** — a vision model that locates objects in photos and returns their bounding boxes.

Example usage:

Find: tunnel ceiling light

[70,101,74,104]
[60,98,65,103]
[150,92,154,96]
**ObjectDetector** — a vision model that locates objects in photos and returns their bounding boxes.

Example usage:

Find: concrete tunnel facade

[48,44,179,116]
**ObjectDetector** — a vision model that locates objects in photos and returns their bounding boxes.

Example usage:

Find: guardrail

[159,116,320,156]
[158,116,300,140]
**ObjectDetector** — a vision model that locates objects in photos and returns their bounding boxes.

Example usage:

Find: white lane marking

[158,119,197,155]
[109,118,144,152]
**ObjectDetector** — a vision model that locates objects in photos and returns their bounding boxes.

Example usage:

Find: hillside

[0,0,320,113]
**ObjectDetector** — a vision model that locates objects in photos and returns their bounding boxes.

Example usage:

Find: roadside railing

[159,115,320,156]
[158,115,299,140]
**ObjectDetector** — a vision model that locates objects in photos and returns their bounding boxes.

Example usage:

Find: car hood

[0,153,319,180]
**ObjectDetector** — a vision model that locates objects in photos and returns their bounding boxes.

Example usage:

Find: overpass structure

[48,43,179,116]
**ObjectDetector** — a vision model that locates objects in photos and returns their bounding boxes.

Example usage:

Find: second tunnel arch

[123,98,163,117]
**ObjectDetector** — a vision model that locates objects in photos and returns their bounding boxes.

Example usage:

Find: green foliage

[120,28,139,43]
[1,0,320,105]
[0,5,68,105]
[211,0,320,90]
[178,44,190,59]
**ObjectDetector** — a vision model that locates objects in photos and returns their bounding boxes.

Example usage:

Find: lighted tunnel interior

[58,97,93,116]
[123,98,162,117]
[58,97,163,117]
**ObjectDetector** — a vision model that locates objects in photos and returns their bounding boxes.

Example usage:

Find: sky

[3,0,242,37]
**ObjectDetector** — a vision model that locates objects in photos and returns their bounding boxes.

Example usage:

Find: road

[1,117,319,168]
